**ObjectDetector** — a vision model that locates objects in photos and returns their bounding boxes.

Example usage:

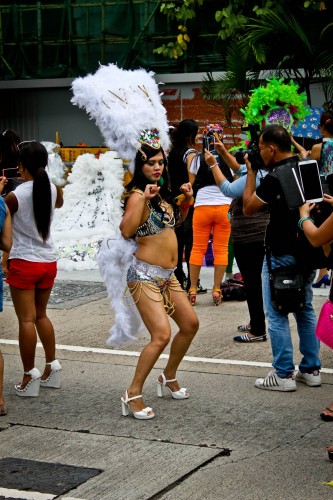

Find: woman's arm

[5,192,18,216]
[204,148,225,187]
[299,196,333,247]
[310,143,322,162]
[0,205,12,253]
[175,182,194,225]
[214,141,241,173]
[204,148,252,198]
[119,185,160,239]
[290,135,310,159]
[55,185,64,208]
[186,151,198,186]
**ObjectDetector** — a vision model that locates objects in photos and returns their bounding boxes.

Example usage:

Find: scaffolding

[0,1,226,80]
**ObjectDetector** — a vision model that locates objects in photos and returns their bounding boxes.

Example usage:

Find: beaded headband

[138,129,162,160]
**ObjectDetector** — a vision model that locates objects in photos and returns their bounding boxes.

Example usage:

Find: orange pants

[189,205,231,266]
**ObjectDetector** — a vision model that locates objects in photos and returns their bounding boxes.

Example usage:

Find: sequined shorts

[125,257,181,314]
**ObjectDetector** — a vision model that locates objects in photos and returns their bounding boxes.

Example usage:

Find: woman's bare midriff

[135,228,178,269]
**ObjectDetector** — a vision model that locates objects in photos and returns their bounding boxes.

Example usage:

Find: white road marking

[1,339,333,373]
[0,487,56,499]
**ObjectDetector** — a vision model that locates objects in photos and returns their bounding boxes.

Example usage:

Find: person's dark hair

[125,143,179,215]
[260,125,292,152]
[170,119,199,152]
[18,141,52,241]
[320,111,333,135]
[0,129,20,168]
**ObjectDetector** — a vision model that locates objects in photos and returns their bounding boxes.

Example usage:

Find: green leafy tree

[201,39,260,143]
[238,9,333,105]
[153,0,202,59]
[155,0,326,58]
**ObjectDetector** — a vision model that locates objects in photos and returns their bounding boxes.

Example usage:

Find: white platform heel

[156,372,189,399]
[40,360,62,389]
[121,391,154,420]
[15,367,41,397]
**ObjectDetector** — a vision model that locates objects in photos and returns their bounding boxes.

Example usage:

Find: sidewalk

[0,268,332,499]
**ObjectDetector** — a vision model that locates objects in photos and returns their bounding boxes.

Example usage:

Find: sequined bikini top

[136,200,176,237]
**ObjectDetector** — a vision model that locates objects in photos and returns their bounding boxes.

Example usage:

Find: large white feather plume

[97,236,146,347]
[71,64,170,172]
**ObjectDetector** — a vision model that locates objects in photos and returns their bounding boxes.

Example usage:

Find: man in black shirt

[243,125,321,392]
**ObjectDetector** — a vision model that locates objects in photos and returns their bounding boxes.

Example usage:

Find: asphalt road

[0,267,333,499]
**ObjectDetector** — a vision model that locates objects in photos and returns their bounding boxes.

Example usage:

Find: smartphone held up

[2,167,19,179]
[298,159,323,203]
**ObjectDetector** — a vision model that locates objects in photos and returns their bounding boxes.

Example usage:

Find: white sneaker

[255,370,297,392]
[295,370,321,387]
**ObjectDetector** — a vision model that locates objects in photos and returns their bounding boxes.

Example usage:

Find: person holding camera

[242,124,321,391]
[188,124,232,306]
[0,129,21,279]
[204,140,269,342]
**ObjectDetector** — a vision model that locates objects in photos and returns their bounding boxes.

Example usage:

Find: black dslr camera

[234,124,264,171]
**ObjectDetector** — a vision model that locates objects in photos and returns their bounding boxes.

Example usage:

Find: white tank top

[9,181,57,262]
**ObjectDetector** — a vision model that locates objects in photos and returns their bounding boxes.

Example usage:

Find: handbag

[221,278,247,302]
[266,249,306,314]
[316,300,333,349]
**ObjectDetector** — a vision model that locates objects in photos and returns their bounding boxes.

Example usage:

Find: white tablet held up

[298,159,323,203]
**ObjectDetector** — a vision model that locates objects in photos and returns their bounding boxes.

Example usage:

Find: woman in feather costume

[119,133,198,420]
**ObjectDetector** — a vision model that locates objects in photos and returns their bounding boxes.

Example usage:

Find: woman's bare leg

[125,283,172,414]
[35,287,56,379]
[213,264,227,290]
[189,263,201,290]
[10,286,37,387]
[159,286,199,392]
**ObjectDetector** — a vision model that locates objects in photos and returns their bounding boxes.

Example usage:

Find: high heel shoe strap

[24,367,41,379]
[122,390,143,404]
[160,372,177,386]
[46,360,62,371]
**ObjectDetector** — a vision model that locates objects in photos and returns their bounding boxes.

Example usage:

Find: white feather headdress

[71,63,170,172]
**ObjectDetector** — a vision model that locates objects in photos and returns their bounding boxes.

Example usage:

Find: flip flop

[320,407,333,421]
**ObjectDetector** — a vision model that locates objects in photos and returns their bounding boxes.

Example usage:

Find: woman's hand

[204,148,217,168]
[243,154,255,174]
[299,201,315,218]
[179,182,193,199]
[0,176,7,195]
[323,194,333,206]
[213,141,226,156]
[144,184,160,199]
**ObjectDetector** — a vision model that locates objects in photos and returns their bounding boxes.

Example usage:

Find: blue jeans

[262,255,320,378]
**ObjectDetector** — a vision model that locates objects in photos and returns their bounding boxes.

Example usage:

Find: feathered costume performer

[71,64,171,347]
[241,77,310,132]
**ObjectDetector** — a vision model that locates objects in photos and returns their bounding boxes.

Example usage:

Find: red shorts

[6,259,57,290]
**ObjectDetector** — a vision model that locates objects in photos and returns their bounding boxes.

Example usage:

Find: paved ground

[1,266,333,499]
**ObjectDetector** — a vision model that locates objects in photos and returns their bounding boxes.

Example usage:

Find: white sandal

[15,367,41,397]
[121,391,154,420]
[156,372,189,400]
[40,360,62,389]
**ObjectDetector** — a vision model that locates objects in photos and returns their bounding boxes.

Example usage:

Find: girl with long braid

[5,141,63,397]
